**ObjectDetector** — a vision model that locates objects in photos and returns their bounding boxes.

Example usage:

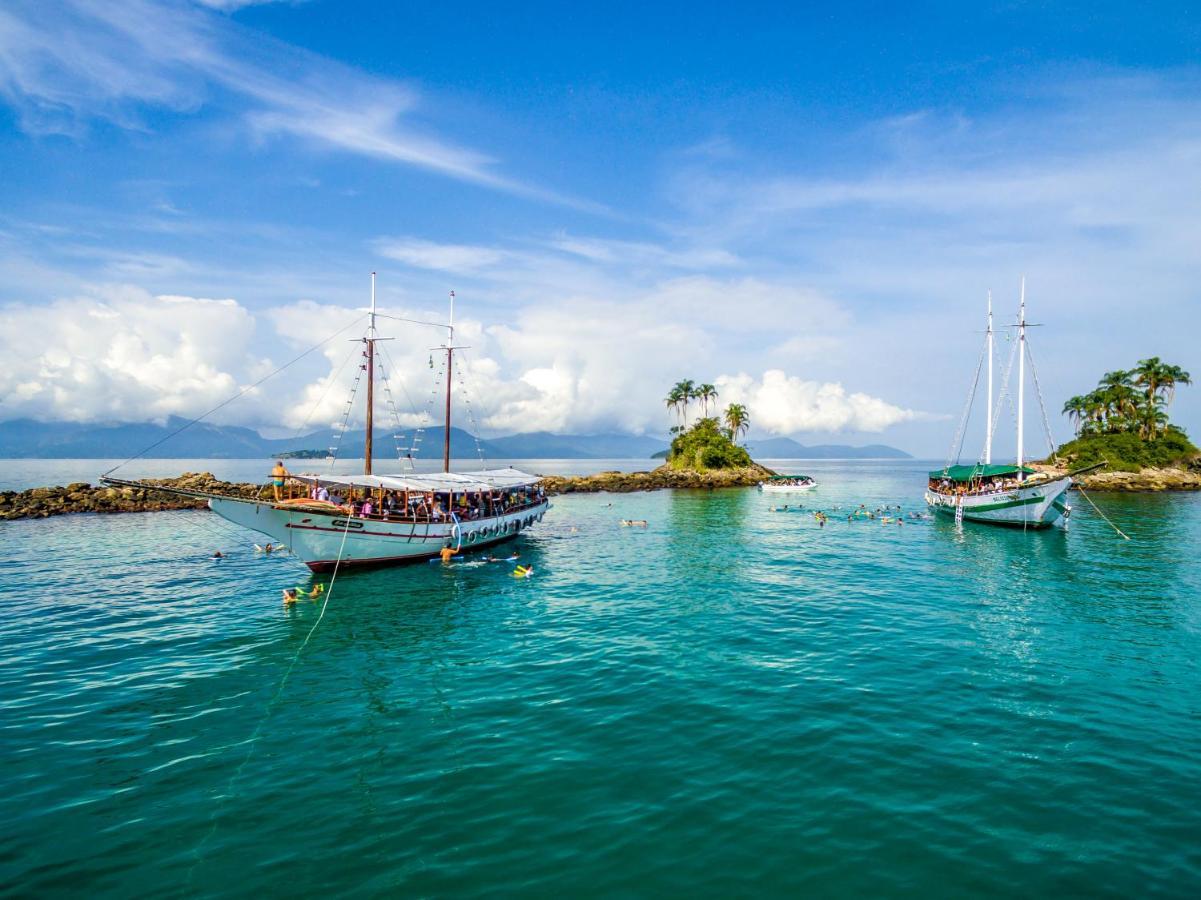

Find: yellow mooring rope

[187,512,357,881]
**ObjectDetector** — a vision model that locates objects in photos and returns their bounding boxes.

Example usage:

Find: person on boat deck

[316,484,330,502]
[382,492,397,518]
[271,461,289,501]
[360,497,374,518]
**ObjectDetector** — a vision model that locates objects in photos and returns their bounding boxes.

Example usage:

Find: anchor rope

[188,512,356,879]
[1075,484,1132,540]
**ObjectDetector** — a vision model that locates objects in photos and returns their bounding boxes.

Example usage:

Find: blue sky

[1,0,1198,456]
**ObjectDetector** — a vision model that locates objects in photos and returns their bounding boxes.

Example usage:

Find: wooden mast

[443,290,455,472]
[365,272,376,476]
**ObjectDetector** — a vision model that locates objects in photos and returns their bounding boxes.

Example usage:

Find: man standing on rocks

[271,461,289,502]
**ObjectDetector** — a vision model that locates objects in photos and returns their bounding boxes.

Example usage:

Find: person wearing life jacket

[271,461,289,501]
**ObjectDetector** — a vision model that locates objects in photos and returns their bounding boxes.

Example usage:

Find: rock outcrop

[1032,462,1201,492]
[0,473,266,521]
[539,464,775,494]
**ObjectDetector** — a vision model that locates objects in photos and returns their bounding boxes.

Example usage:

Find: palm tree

[665,386,683,427]
[675,379,696,427]
[724,403,749,442]
[1061,395,1089,436]
[1133,358,1192,437]
[697,383,718,417]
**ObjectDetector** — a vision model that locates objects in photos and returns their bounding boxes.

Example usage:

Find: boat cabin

[927,464,1037,497]
[278,468,545,523]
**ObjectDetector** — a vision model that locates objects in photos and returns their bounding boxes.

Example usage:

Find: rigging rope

[325,346,367,470]
[984,330,1020,461]
[102,314,367,478]
[454,349,487,464]
[1024,335,1059,459]
[944,335,988,471]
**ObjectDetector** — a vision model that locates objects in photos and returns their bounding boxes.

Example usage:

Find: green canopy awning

[928,464,1035,482]
[768,474,812,481]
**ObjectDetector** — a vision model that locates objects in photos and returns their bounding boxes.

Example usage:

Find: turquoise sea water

[2,460,1200,896]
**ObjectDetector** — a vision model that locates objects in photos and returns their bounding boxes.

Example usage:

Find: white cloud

[0,0,583,204]
[716,370,921,434]
[374,238,506,273]
[0,287,266,423]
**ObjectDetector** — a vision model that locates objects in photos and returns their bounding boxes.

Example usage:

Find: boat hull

[925,477,1071,528]
[208,497,549,572]
[759,483,817,494]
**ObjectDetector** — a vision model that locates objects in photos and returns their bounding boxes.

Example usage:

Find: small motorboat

[759,475,817,494]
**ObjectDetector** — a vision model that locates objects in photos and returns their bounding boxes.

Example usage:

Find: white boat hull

[759,483,817,494]
[209,497,549,572]
[925,477,1071,528]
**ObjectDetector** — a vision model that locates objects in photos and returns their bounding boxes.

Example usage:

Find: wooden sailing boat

[104,275,549,571]
[925,282,1072,528]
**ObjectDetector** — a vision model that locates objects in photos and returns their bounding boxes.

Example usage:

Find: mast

[442,290,455,473]
[364,272,376,475]
[985,290,993,465]
[1016,278,1025,477]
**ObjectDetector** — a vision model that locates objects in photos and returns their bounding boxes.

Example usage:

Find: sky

[0,0,1199,457]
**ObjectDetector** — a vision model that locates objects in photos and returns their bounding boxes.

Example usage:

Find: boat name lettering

[330,518,365,530]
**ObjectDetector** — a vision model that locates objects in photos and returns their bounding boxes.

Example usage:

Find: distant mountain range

[743,436,912,459]
[0,417,910,460]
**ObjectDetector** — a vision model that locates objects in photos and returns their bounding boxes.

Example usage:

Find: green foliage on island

[666,417,755,471]
[1054,430,1199,473]
[1061,357,1191,441]
[1055,357,1195,471]
[662,379,757,471]
[277,449,328,459]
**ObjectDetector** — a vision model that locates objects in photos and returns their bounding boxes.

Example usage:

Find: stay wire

[103,313,368,479]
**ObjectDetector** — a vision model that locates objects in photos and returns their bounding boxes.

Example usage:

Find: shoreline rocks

[1033,462,1201,492]
[0,473,267,521]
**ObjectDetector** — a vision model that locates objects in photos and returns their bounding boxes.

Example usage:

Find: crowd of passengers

[928,475,1026,496]
[303,482,545,522]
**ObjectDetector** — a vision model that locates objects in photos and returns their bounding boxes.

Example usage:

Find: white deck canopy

[291,467,540,493]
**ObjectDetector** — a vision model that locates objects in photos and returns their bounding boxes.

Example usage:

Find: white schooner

[104,276,549,571]
[925,283,1073,529]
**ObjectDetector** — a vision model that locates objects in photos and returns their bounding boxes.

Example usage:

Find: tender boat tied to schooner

[925,282,1072,529]
[102,275,549,571]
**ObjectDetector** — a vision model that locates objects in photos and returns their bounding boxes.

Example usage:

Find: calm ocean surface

[2,459,1200,896]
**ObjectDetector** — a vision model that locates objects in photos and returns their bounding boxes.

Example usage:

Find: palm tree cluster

[664,380,717,429]
[664,380,751,442]
[1062,357,1191,440]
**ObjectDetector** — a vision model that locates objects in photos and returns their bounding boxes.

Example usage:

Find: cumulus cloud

[716,370,920,434]
[0,287,266,423]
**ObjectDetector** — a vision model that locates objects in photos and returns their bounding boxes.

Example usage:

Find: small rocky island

[1037,358,1200,491]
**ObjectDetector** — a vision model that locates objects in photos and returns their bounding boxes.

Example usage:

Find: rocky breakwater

[0,473,266,521]
[540,464,775,495]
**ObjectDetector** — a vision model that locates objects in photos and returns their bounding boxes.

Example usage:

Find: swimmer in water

[211,550,223,559]
[282,588,299,604]
[298,584,324,599]
[513,565,534,578]
[439,546,458,563]
[621,519,649,527]
[255,542,274,554]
